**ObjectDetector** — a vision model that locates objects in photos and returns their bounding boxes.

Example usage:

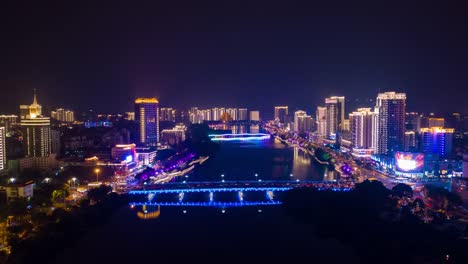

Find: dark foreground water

[56,129,354,263]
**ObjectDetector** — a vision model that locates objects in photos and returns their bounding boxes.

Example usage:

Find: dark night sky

[1,1,467,117]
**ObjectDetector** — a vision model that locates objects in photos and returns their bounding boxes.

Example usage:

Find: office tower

[428,118,445,128]
[405,112,421,132]
[297,115,314,132]
[420,127,454,158]
[0,115,18,132]
[374,92,406,155]
[135,98,159,146]
[294,110,307,132]
[21,117,52,157]
[274,106,288,123]
[226,108,238,121]
[51,108,75,122]
[125,112,135,121]
[316,107,327,136]
[0,127,5,172]
[404,131,417,152]
[249,111,260,121]
[349,108,375,149]
[325,96,345,138]
[20,92,52,157]
[238,108,248,121]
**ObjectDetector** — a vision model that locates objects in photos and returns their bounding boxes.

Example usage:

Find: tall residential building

[349,108,375,149]
[201,109,212,121]
[212,108,225,121]
[0,127,5,172]
[325,96,345,138]
[420,127,454,158]
[249,111,260,121]
[189,107,203,124]
[297,115,314,133]
[226,108,238,121]
[51,108,75,122]
[374,92,406,155]
[274,106,288,123]
[0,115,18,132]
[238,108,248,121]
[160,108,175,122]
[125,112,135,121]
[135,98,159,146]
[316,106,327,136]
[294,110,307,132]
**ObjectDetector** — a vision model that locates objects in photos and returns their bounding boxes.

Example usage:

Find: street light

[71,177,77,188]
[9,178,15,183]
[94,168,100,183]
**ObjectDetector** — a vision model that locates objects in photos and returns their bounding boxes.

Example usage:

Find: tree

[51,189,69,203]
[392,183,413,197]
[87,185,112,203]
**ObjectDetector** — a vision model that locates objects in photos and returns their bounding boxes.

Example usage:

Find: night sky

[1,1,468,117]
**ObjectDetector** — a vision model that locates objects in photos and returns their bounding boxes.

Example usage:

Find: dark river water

[56,125,356,264]
[182,125,339,183]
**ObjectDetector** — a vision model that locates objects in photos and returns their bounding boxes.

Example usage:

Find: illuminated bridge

[128,180,353,208]
[208,133,270,141]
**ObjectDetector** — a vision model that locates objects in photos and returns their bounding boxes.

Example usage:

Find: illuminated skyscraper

[0,127,5,172]
[404,131,417,151]
[374,92,406,155]
[20,91,52,157]
[238,108,248,121]
[135,98,159,146]
[325,96,345,138]
[201,109,212,121]
[316,106,327,137]
[125,112,135,121]
[274,106,288,123]
[294,110,306,132]
[349,108,375,149]
[420,127,454,158]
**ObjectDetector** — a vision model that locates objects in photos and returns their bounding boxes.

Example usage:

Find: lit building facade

[404,131,417,152]
[125,112,135,121]
[0,127,5,172]
[349,108,375,150]
[296,115,314,132]
[316,106,327,137]
[420,127,454,158]
[325,96,345,138]
[249,111,260,121]
[161,124,186,145]
[374,92,406,155]
[51,108,75,122]
[135,98,159,146]
[428,117,445,128]
[111,144,137,163]
[293,110,306,132]
[0,115,18,132]
[274,106,288,123]
[238,108,248,121]
[226,108,238,121]
[20,92,52,158]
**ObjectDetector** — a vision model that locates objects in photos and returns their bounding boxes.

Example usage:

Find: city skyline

[2,2,468,115]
